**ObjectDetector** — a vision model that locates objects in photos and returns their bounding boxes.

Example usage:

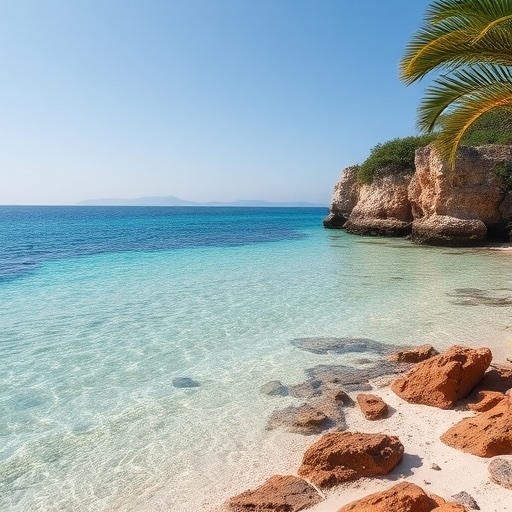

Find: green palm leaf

[435,82,512,164]
[400,0,512,167]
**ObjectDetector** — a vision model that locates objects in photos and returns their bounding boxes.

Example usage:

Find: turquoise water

[0,207,511,511]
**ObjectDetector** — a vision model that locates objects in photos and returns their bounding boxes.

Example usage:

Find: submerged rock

[291,337,399,356]
[227,474,323,512]
[391,345,492,409]
[171,377,201,388]
[259,381,288,396]
[266,404,331,435]
[306,362,410,393]
[298,432,404,489]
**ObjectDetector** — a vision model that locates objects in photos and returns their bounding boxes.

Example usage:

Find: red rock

[467,390,506,412]
[391,346,492,409]
[441,397,512,457]
[474,365,512,393]
[357,393,388,420]
[298,432,403,489]
[227,474,323,512]
[336,482,466,512]
[387,344,439,364]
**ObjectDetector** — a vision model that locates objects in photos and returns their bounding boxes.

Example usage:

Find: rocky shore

[323,145,512,247]
[222,344,512,512]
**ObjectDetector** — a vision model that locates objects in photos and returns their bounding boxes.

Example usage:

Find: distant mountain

[77,196,327,207]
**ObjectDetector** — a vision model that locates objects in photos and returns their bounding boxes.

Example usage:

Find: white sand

[303,378,512,512]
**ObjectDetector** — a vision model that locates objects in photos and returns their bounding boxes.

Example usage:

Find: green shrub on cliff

[461,108,512,147]
[357,134,436,184]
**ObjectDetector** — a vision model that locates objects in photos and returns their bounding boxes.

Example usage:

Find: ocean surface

[1,206,511,511]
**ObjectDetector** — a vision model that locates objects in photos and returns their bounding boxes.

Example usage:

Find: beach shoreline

[221,351,512,512]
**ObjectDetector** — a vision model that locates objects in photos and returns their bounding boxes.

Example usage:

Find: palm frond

[418,64,512,131]
[432,83,512,164]
[401,0,512,84]
[425,0,512,24]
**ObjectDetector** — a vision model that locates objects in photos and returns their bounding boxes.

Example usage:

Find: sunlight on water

[0,208,511,511]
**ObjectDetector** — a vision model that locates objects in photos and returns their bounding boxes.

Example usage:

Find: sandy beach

[304,381,512,511]
[223,351,512,512]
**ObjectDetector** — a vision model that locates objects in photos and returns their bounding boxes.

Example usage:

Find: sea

[0,206,511,511]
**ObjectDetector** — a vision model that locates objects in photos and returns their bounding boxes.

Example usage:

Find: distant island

[77,195,326,207]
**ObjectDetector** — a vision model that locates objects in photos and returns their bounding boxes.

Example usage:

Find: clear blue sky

[0,0,432,205]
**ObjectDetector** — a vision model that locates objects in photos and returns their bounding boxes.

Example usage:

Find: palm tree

[400,0,512,165]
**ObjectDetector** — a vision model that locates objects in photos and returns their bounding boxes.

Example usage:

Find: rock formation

[266,404,330,435]
[336,482,466,512]
[227,474,323,512]
[323,166,361,228]
[391,346,492,409]
[467,390,506,412]
[356,393,388,420]
[387,344,439,364]
[488,458,512,490]
[440,397,512,457]
[344,171,413,237]
[297,432,403,488]
[324,145,512,246]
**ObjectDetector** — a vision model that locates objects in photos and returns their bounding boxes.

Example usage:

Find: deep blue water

[0,206,327,282]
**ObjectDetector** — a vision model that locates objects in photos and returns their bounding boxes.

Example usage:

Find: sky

[0,0,432,205]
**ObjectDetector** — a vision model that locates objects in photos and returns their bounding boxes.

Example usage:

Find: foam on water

[0,207,511,511]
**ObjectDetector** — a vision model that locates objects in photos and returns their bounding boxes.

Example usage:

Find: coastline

[220,352,512,512]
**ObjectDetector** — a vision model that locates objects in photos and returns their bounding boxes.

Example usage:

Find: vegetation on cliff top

[357,135,436,184]
[358,108,512,184]
[400,0,512,166]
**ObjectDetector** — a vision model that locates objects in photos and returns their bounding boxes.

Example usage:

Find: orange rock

[391,346,492,409]
[336,482,466,512]
[227,474,323,512]
[441,397,512,457]
[357,393,388,420]
[467,390,506,412]
[387,344,439,364]
[298,432,403,489]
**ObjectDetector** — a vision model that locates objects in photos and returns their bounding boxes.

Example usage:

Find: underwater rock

[172,377,201,388]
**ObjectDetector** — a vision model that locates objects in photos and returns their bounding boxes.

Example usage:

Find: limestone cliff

[324,145,512,246]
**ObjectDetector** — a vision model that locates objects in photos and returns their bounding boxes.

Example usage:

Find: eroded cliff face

[323,166,361,228]
[324,145,512,246]
[344,170,413,237]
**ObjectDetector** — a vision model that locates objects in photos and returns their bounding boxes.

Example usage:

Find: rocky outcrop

[227,474,323,512]
[298,432,403,489]
[488,458,512,490]
[441,397,512,457]
[409,145,512,245]
[387,344,439,364]
[356,393,389,420]
[467,390,506,412]
[266,404,330,435]
[324,166,361,228]
[337,482,466,512]
[343,171,413,237]
[391,346,492,409]
[324,144,512,246]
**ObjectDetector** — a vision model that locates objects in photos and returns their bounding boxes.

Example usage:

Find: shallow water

[0,206,511,511]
